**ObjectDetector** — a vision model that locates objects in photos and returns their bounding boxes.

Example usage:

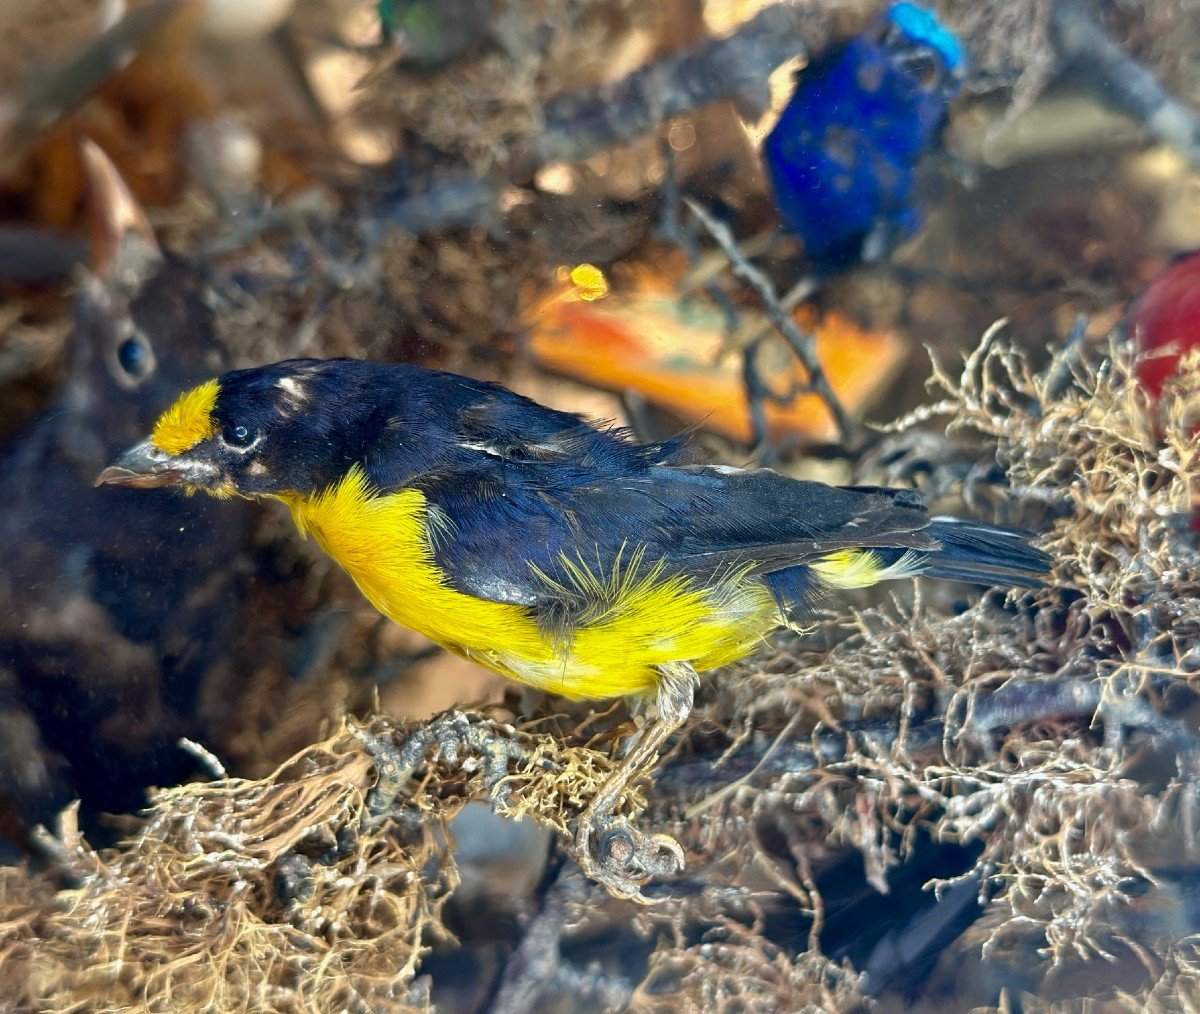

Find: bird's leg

[572,661,696,902]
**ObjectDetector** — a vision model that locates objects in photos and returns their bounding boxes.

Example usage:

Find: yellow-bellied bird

[98,358,1048,899]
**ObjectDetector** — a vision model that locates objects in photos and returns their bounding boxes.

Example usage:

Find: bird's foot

[573,813,685,903]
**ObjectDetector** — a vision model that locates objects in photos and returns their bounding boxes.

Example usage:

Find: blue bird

[763,2,965,271]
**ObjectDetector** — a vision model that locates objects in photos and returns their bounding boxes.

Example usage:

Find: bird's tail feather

[921,517,1050,589]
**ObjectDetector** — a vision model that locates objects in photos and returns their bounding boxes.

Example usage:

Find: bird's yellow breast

[278,467,776,700]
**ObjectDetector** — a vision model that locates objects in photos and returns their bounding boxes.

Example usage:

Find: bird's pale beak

[95,438,186,489]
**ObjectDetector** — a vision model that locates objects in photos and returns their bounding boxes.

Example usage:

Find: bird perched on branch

[98,358,1048,900]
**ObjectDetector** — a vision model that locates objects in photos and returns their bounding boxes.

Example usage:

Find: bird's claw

[573,815,685,903]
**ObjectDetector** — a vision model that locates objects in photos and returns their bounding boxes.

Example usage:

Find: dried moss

[633,922,867,1014]
[641,329,1200,1006]
[0,711,639,1011]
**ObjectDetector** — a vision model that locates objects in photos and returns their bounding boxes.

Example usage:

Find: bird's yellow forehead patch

[152,379,220,455]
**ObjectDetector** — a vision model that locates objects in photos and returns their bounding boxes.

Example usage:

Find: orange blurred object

[0,1,207,229]
[11,62,212,230]
[528,262,907,444]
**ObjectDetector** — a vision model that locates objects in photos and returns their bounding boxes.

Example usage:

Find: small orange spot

[152,379,220,455]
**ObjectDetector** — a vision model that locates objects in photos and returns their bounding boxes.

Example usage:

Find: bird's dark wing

[388,454,938,610]
[358,386,949,613]
[361,373,689,492]
[660,471,937,572]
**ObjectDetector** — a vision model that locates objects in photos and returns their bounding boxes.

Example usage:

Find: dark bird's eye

[898,50,941,88]
[223,424,257,448]
[907,54,939,87]
[117,336,151,378]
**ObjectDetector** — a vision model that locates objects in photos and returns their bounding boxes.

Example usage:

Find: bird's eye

[906,54,939,87]
[896,49,941,87]
[222,423,259,449]
[116,336,152,379]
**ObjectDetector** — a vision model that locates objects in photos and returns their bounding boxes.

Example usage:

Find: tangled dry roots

[645,328,1200,1006]
[633,921,867,1014]
[0,712,635,1012]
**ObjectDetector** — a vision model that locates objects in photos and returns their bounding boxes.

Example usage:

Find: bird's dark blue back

[258,360,936,612]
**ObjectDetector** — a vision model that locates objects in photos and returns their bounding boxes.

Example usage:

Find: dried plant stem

[684,197,860,447]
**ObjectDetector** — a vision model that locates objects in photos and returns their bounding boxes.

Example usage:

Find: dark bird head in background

[61,140,226,466]
[0,141,242,852]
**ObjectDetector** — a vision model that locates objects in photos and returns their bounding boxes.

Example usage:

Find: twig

[0,226,85,284]
[1042,314,1091,402]
[351,712,537,819]
[178,738,227,780]
[489,866,586,1014]
[371,173,501,235]
[684,197,860,447]
[655,139,783,459]
[543,963,635,1010]
[207,5,870,251]
[659,675,1192,793]
[1051,0,1200,166]
[358,2,874,238]
[742,341,773,455]
[506,2,871,181]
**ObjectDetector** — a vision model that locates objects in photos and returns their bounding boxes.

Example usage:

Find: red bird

[1129,253,1200,398]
